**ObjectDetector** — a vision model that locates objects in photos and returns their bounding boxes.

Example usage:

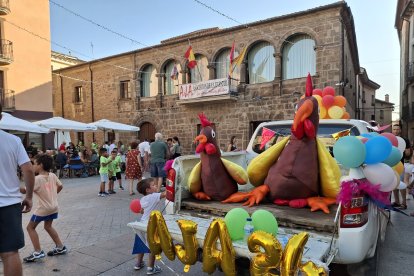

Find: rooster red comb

[198,113,211,127]
[306,73,313,97]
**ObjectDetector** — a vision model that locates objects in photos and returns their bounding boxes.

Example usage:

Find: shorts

[116,172,122,180]
[109,176,116,181]
[100,173,108,183]
[132,231,150,254]
[31,213,58,222]
[150,162,166,178]
[0,203,25,253]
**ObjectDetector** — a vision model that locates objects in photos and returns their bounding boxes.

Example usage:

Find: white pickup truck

[128,119,389,273]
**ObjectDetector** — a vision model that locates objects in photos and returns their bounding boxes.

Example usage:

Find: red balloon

[322,95,335,108]
[380,133,398,147]
[130,199,142,213]
[312,89,323,97]
[323,86,336,97]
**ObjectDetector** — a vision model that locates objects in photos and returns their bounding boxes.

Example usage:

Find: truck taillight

[166,168,176,202]
[340,196,368,228]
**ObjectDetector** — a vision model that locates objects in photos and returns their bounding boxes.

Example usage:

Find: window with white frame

[247,42,275,84]
[282,34,316,80]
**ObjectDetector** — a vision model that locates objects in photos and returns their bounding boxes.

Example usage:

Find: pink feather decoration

[164,159,174,172]
[337,178,390,205]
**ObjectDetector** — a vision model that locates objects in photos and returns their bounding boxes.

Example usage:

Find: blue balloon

[383,146,403,167]
[361,133,373,139]
[333,136,366,168]
[364,136,392,164]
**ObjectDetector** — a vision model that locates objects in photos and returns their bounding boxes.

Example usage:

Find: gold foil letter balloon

[280,232,309,276]
[146,211,176,260]
[248,231,283,276]
[202,219,236,276]
[175,220,198,272]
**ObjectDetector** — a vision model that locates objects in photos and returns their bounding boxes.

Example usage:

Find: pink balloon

[322,95,335,108]
[130,199,142,213]
[312,89,323,96]
[361,138,368,144]
[323,86,336,97]
[380,133,398,147]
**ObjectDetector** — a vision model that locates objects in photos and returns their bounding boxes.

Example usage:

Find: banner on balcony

[179,78,230,100]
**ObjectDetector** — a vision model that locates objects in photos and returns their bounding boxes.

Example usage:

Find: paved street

[0,174,413,276]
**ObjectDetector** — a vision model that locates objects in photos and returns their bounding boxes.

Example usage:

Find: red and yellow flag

[229,46,247,76]
[184,46,197,69]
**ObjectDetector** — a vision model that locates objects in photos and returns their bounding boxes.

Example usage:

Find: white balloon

[396,136,406,155]
[398,181,407,190]
[363,163,397,192]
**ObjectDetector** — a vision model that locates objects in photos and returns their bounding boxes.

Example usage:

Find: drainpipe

[60,74,64,117]
[89,63,95,140]
[341,18,345,97]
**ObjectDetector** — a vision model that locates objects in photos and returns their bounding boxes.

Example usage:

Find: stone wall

[52,2,359,153]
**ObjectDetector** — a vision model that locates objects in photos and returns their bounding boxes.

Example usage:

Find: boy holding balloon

[132,177,165,274]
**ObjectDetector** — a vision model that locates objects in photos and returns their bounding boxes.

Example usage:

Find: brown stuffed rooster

[187,113,248,201]
[223,74,340,209]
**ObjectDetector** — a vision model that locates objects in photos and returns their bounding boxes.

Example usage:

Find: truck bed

[180,199,338,233]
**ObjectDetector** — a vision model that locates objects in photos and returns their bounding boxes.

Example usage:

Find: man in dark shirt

[149,133,169,191]
[55,149,68,178]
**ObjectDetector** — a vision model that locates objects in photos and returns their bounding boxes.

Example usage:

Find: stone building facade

[53,2,362,153]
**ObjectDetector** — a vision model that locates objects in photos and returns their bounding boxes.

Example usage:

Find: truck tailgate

[128,214,334,268]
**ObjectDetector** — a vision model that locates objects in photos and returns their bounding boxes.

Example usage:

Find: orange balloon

[393,162,404,176]
[334,96,347,107]
[342,112,350,119]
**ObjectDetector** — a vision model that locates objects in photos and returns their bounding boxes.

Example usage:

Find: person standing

[149,133,169,191]
[125,141,143,196]
[0,104,35,276]
[170,136,182,159]
[227,136,239,152]
[392,124,411,209]
[109,139,117,154]
[138,139,150,172]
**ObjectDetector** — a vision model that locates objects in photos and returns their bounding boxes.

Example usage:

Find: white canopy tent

[88,119,140,132]
[0,112,49,133]
[35,117,97,148]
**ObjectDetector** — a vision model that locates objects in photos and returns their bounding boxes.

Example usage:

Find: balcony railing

[0,39,13,65]
[406,62,414,84]
[0,88,15,110]
[0,0,10,15]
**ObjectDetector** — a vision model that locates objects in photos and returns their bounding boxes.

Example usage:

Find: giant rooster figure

[187,113,248,201]
[224,74,341,210]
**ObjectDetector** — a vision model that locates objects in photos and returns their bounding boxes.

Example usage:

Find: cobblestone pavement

[0,174,413,275]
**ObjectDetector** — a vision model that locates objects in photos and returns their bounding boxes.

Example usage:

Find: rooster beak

[194,134,207,144]
[292,99,314,131]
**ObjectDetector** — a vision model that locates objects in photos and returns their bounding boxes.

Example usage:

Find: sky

[49,0,400,118]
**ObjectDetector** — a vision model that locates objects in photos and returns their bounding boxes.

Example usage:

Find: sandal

[391,202,401,208]
[398,204,407,210]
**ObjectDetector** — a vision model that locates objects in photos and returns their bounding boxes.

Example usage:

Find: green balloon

[224,207,250,240]
[251,210,278,236]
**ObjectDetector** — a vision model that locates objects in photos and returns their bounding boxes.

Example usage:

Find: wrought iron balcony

[0,0,10,15]
[0,39,13,65]
[0,88,15,110]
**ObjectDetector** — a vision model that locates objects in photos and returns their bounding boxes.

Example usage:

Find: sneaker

[111,190,116,194]
[100,193,106,197]
[119,186,124,190]
[103,192,110,196]
[47,246,67,256]
[134,261,145,270]
[23,250,45,262]
[98,192,102,196]
[147,265,162,275]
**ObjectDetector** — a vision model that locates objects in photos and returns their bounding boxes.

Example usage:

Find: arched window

[247,42,275,84]
[190,54,208,83]
[282,34,316,80]
[215,49,240,80]
[164,61,181,95]
[141,64,157,97]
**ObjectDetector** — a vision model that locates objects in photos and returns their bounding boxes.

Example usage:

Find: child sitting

[21,154,67,262]
[134,177,166,274]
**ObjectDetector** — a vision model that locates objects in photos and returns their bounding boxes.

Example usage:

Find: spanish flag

[184,46,197,69]
[229,46,247,76]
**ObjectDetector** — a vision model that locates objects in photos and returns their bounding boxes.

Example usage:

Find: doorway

[139,122,156,142]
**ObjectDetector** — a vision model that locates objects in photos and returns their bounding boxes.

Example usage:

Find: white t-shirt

[109,143,116,154]
[0,130,30,207]
[140,192,161,222]
[138,141,150,157]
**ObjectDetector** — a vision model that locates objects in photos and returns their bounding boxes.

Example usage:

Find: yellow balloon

[319,106,327,119]
[328,106,344,119]
[280,232,309,276]
[312,95,322,106]
[393,161,404,176]
[248,231,282,276]
[147,211,176,261]
[203,219,236,275]
[175,220,198,272]
[300,261,328,276]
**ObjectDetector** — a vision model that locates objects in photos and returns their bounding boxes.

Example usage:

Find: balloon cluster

[333,133,406,192]
[224,208,278,241]
[312,86,350,119]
